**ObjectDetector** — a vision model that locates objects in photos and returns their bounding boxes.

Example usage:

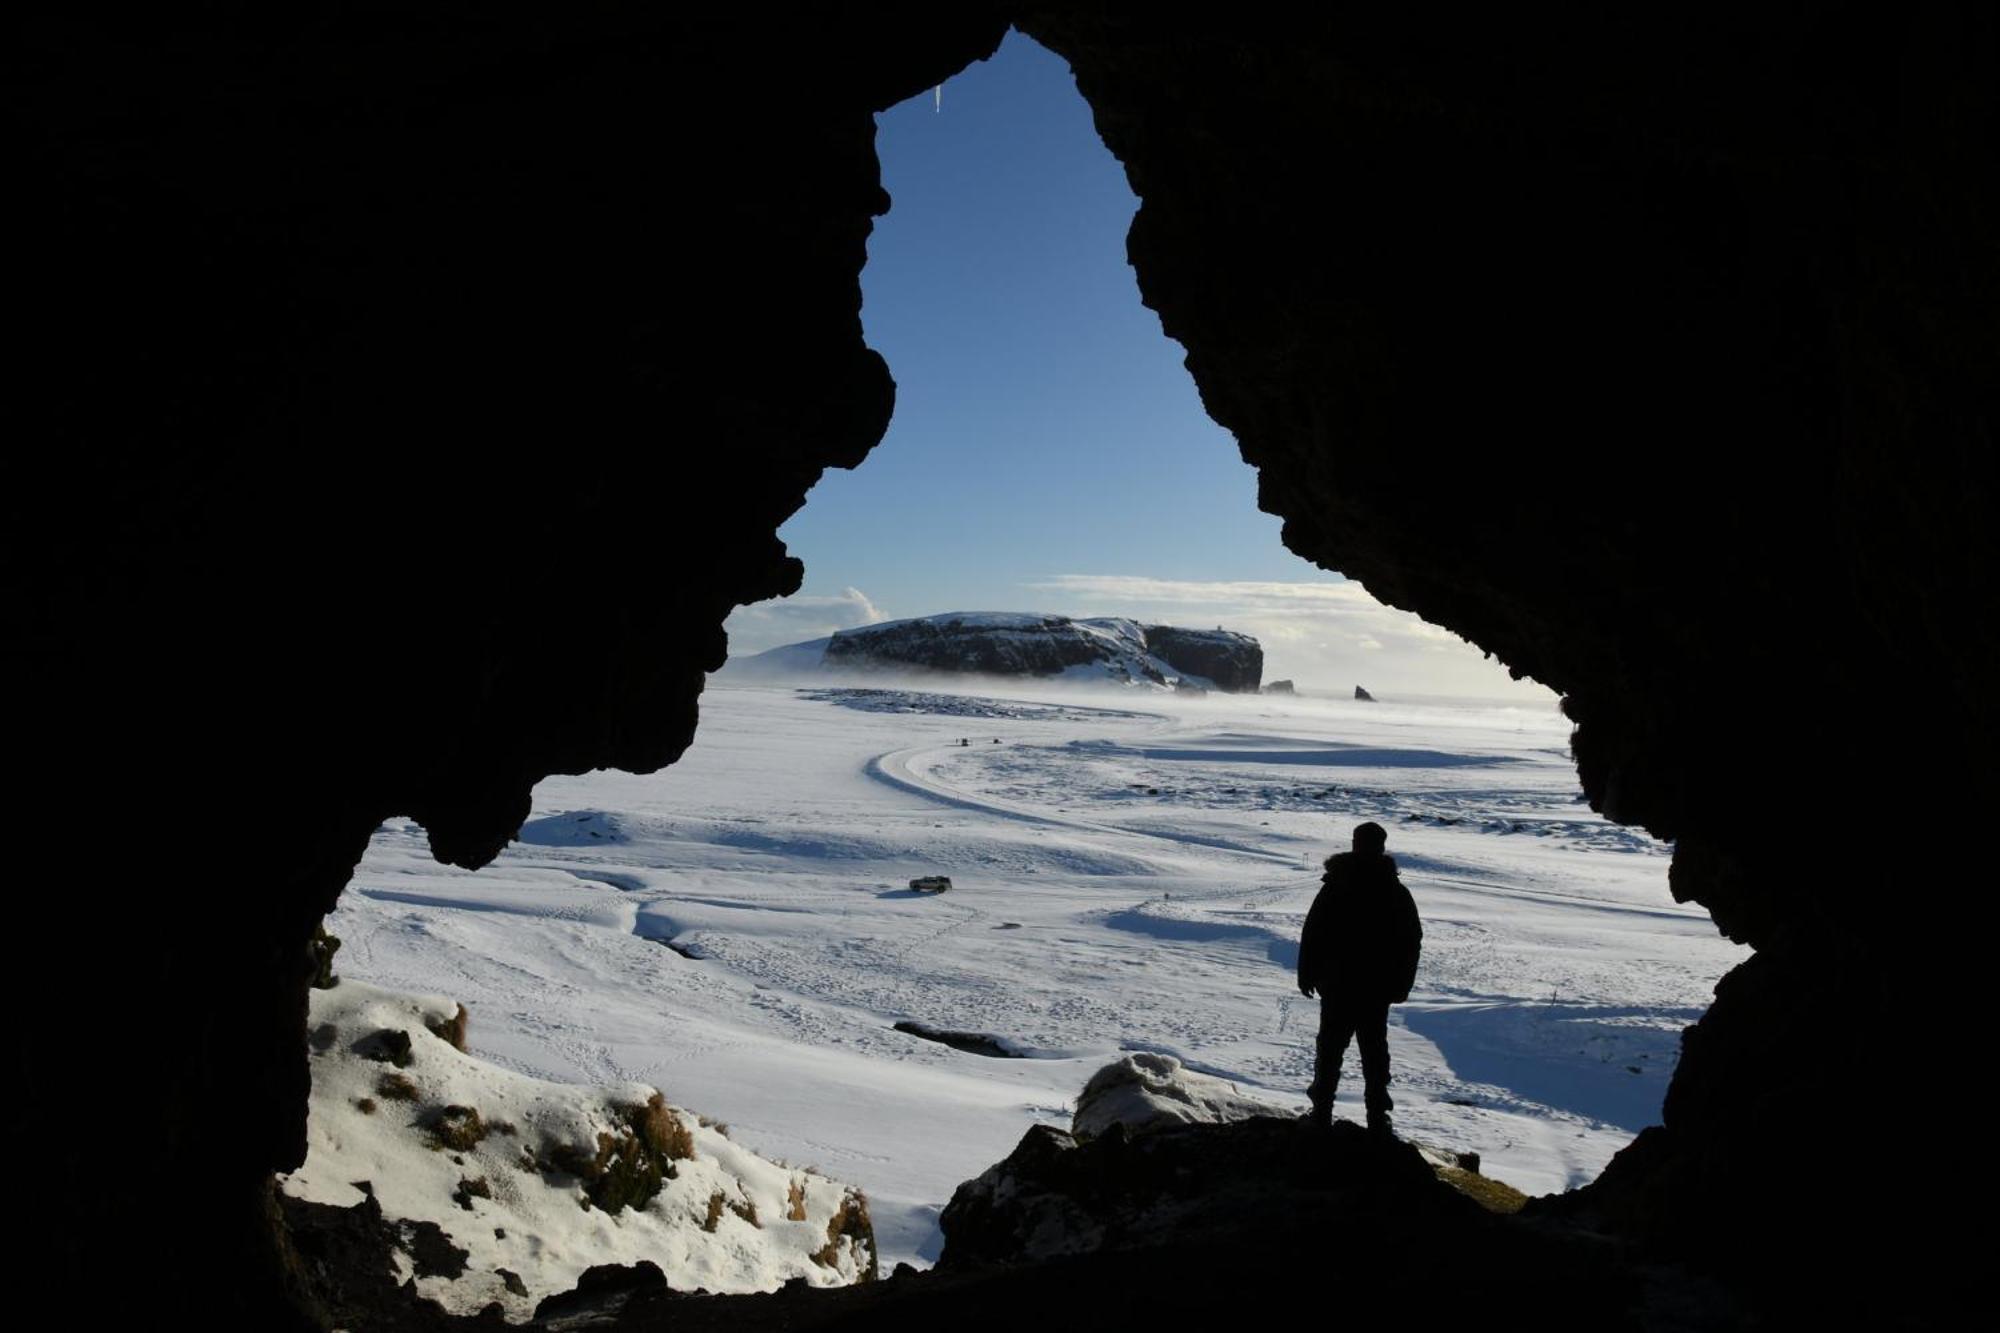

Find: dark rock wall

[1021,7,1993,1319]
[1140,626,1261,692]
[7,4,1992,1325]
[9,7,1006,1326]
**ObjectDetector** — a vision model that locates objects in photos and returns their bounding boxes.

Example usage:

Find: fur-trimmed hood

[1323,850,1398,874]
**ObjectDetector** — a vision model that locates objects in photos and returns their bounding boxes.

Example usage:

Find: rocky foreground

[280,980,875,1321]
[283,1044,1740,1330]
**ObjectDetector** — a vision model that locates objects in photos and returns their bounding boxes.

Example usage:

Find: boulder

[939,1115,1471,1271]
[1070,1052,1288,1141]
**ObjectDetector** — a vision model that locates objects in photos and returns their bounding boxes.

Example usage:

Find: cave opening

[286,28,1746,1320]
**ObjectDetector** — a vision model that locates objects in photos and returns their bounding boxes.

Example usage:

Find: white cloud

[725,586,886,656]
[1027,573,1554,702]
[1032,574,1377,609]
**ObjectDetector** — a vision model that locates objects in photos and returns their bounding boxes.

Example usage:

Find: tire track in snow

[868,743,1297,866]
[1416,872,1713,924]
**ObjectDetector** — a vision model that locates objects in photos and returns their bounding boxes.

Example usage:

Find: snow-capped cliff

[727,612,1261,691]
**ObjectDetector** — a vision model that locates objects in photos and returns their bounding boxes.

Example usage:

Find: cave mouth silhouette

[293,24,1723,1319]
[10,9,1985,1330]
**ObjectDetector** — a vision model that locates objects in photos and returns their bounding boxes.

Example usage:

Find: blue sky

[727,32,1550,702]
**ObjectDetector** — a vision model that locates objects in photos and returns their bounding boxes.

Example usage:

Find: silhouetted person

[1297,821,1421,1134]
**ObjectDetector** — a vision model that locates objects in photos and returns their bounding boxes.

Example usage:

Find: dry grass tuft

[541,1095,692,1215]
[375,1072,420,1102]
[699,1188,759,1231]
[786,1179,809,1222]
[427,1105,489,1152]
[811,1189,878,1281]
[425,1004,470,1053]
[633,1093,695,1162]
[355,1097,378,1115]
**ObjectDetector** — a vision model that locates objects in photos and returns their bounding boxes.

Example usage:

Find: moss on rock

[308,922,342,990]
[1434,1163,1529,1214]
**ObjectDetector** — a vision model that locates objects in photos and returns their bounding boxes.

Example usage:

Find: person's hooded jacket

[1297,850,1422,1003]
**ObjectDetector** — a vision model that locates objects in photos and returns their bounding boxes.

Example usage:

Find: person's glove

[1299,981,1315,998]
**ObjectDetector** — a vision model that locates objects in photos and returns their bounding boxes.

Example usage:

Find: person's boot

[1364,1088,1394,1137]
[1302,1098,1333,1131]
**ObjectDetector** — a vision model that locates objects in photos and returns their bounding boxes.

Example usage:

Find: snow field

[312,681,1747,1278]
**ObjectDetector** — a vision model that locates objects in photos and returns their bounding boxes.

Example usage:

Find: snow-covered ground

[314,680,1745,1275]
[284,979,875,1318]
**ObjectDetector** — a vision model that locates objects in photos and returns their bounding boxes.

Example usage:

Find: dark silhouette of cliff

[818,613,1263,690]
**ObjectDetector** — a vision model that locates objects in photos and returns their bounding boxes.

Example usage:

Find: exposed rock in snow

[280,979,875,1320]
[892,1020,1023,1059]
[938,1114,1481,1271]
[740,612,1263,691]
[1071,1052,1291,1141]
[1355,685,1377,701]
[309,921,342,989]
[938,1053,1535,1271]
[1264,678,1296,695]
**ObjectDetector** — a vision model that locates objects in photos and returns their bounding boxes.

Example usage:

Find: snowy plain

[309,677,1747,1276]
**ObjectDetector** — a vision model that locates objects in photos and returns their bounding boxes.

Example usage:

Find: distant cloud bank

[724,586,884,654]
[1031,574,1555,703]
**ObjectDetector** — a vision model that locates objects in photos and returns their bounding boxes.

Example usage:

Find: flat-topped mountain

[727,612,1262,692]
